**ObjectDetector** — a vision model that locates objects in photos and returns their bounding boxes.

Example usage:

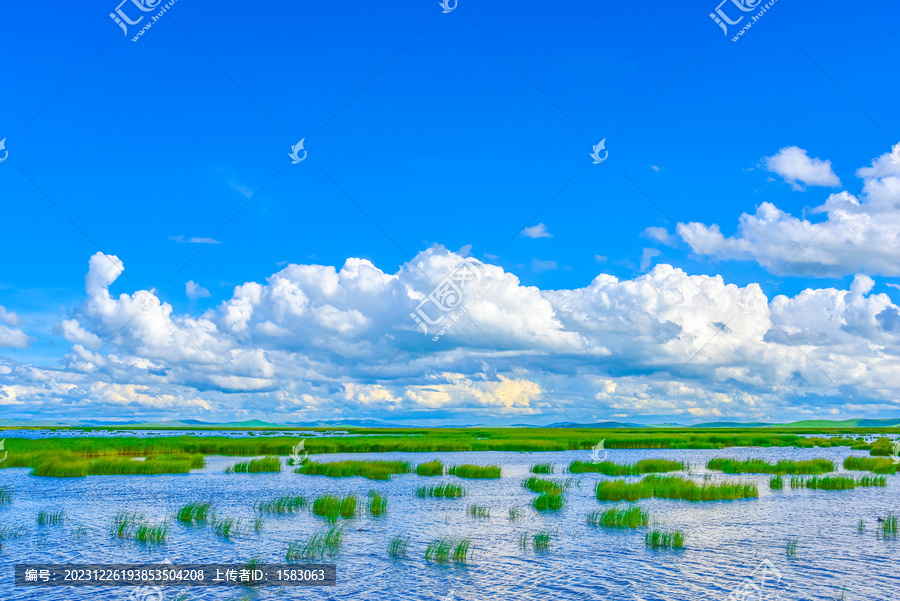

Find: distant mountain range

[2,416,900,430]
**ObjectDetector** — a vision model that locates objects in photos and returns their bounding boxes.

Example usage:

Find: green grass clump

[388,535,409,558]
[368,490,387,516]
[467,504,490,518]
[843,456,898,474]
[786,538,798,557]
[569,459,684,475]
[416,460,444,476]
[770,475,784,490]
[111,512,142,538]
[531,463,554,474]
[211,516,240,539]
[255,496,307,514]
[135,522,170,543]
[111,512,168,542]
[791,475,886,490]
[645,530,684,550]
[533,491,565,511]
[416,483,465,498]
[296,460,410,480]
[587,510,602,526]
[707,458,833,475]
[425,538,471,563]
[523,477,567,494]
[508,507,520,520]
[880,514,898,537]
[858,519,866,533]
[176,502,212,524]
[447,464,501,479]
[596,475,758,502]
[0,525,28,540]
[226,456,281,473]
[37,510,66,526]
[533,531,550,551]
[312,495,357,521]
[598,506,649,528]
[0,487,11,504]
[286,525,344,560]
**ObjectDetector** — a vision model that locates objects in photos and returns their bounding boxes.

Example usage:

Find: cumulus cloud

[186,281,211,299]
[1,246,899,423]
[764,146,840,190]
[522,223,552,238]
[677,150,900,277]
[642,227,677,247]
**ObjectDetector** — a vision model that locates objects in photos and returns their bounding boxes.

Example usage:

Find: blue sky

[1,0,899,425]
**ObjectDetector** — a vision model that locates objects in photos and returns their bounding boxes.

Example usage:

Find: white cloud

[186,280,211,299]
[522,223,552,238]
[678,150,900,277]
[642,226,677,247]
[764,146,840,190]
[169,235,221,244]
[640,248,662,271]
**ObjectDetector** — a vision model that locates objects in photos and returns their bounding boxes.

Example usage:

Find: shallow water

[1,446,898,600]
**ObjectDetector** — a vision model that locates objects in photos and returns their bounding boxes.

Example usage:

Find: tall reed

[296,460,410,480]
[596,475,757,502]
[447,464,501,479]
[416,460,444,476]
[707,458,833,475]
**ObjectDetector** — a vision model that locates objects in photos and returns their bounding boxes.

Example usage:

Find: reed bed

[425,538,471,563]
[769,475,784,490]
[312,495,357,521]
[388,535,409,558]
[416,484,465,498]
[296,460,410,480]
[448,464,501,479]
[880,514,898,537]
[533,491,565,511]
[570,459,684,476]
[416,460,444,476]
[645,530,684,550]
[176,502,212,524]
[111,512,168,542]
[790,475,886,490]
[226,456,281,473]
[707,458,833,475]
[596,475,758,502]
[533,531,550,551]
[286,525,344,560]
[531,463,554,474]
[37,510,66,526]
[523,477,569,494]
[255,496,307,514]
[466,505,490,518]
[843,456,898,474]
[597,506,649,529]
[368,490,387,516]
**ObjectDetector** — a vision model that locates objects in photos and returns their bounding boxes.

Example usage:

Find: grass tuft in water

[858,519,866,533]
[570,459,684,475]
[596,475,757,502]
[296,460,410,480]
[416,484,465,498]
[523,477,571,494]
[531,463,554,474]
[532,491,565,512]
[312,495,357,522]
[508,507,520,520]
[416,460,444,476]
[645,530,684,550]
[466,504,490,518]
[226,456,282,473]
[769,475,784,490]
[368,490,387,516]
[286,525,344,560]
[447,464,501,479]
[843,456,898,474]
[425,538,471,563]
[707,458,833,475]
[0,487,11,504]
[533,531,550,551]
[211,516,240,539]
[37,510,66,526]
[598,506,649,528]
[880,514,899,538]
[791,475,886,490]
[786,538,798,557]
[0,525,28,540]
[176,502,212,524]
[388,535,409,558]
[255,496,307,514]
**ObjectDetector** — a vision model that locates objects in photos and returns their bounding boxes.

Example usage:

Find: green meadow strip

[448,464,501,479]
[296,460,410,480]
[569,459,684,475]
[596,475,758,502]
[707,458,833,475]
[843,456,898,474]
